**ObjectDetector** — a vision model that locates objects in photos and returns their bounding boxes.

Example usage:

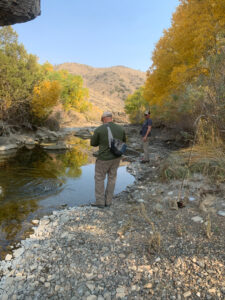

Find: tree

[43,67,91,113]
[31,80,61,121]
[125,87,149,124]
[144,0,225,105]
[0,26,41,126]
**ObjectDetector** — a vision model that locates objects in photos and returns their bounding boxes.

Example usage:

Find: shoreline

[0,128,225,299]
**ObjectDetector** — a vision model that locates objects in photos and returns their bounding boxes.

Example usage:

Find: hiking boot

[140,159,149,164]
[91,203,105,208]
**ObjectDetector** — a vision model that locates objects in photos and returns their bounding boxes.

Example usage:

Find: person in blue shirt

[140,110,152,163]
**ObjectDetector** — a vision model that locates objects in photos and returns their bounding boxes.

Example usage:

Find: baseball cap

[144,110,150,115]
[101,111,112,119]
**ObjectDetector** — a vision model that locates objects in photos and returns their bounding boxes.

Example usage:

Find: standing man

[140,110,152,163]
[91,111,126,208]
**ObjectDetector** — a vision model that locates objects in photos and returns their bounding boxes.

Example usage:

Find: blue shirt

[141,118,152,137]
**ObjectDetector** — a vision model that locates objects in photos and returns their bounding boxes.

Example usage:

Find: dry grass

[138,204,161,253]
[204,214,212,239]
[160,142,225,183]
[161,118,225,183]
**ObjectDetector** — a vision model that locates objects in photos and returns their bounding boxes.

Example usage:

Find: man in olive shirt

[90,111,126,208]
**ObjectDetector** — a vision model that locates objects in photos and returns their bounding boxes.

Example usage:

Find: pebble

[86,296,97,300]
[191,216,204,223]
[5,254,12,261]
[217,210,225,217]
[183,291,191,298]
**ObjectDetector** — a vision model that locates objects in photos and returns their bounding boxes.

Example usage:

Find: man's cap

[144,110,150,115]
[101,111,112,119]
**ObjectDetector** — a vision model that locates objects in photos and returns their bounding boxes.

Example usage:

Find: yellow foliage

[144,0,225,106]
[32,80,61,119]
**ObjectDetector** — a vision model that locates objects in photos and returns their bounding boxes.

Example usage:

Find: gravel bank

[0,128,224,300]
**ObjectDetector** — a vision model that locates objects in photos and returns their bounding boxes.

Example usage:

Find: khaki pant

[142,137,150,160]
[95,157,121,206]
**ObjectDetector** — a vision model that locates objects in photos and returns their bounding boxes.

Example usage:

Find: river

[0,136,134,259]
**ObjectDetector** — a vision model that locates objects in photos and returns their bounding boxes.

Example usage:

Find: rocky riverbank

[0,126,225,300]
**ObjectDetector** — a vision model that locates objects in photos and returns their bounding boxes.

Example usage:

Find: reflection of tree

[0,199,38,241]
[0,137,89,257]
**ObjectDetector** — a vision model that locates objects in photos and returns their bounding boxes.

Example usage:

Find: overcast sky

[13,0,179,71]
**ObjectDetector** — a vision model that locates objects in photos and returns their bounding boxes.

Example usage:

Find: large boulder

[0,0,41,26]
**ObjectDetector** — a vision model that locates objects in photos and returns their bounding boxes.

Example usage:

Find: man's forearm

[145,126,152,138]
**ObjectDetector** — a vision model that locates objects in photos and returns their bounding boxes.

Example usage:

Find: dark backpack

[106,124,127,157]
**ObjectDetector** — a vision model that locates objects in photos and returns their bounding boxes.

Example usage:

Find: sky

[13,0,179,72]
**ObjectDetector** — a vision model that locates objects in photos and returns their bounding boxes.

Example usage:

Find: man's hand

[143,136,147,142]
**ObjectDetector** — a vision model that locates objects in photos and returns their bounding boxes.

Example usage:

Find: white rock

[13,247,24,258]
[86,296,97,300]
[0,144,18,151]
[85,273,95,280]
[155,257,161,262]
[189,197,196,201]
[137,199,145,203]
[55,285,60,292]
[45,282,50,288]
[217,210,225,217]
[5,254,12,261]
[191,216,203,223]
[168,191,173,195]
[86,283,95,292]
[183,291,191,298]
[32,220,39,225]
[1,293,8,300]
[116,287,127,298]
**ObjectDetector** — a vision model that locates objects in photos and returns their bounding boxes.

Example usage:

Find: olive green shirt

[91,122,126,160]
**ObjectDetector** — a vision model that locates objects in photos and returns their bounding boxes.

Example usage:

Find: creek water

[0,137,134,258]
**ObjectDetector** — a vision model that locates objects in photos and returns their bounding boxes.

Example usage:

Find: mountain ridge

[55,62,146,114]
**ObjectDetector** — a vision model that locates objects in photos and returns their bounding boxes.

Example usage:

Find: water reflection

[0,136,134,259]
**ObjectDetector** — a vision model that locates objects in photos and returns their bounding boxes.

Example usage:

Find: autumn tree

[0,26,41,126]
[31,80,61,121]
[125,87,149,124]
[143,0,225,129]
[43,67,91,113]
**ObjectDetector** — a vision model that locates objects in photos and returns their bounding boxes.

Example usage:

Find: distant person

[140,110,152,163]
[90,111,126,208]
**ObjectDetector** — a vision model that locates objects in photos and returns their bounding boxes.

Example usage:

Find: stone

[0,144,18,151]
[86,283,95,292]
[137,199,145,203]
[154,203,163,213]
[189,197,196,201]
[144,283,153,289]
[191,216,203,223]
[85,273,95,280]
[1,293,8,300]
[5,254,12,261]
[86,296,97,300]
[217,210,225,217]
[0,0,41,26]
[32,220,39,225]
[116,287,127,298]
[183,291,191,298]
[13,247,24,258]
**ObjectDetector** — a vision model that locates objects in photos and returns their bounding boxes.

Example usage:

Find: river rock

[0,144,18,151]
[217,210,225,217]
[191,216,203,223]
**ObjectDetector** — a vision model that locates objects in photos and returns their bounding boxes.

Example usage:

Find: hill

[55,63,146,123]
